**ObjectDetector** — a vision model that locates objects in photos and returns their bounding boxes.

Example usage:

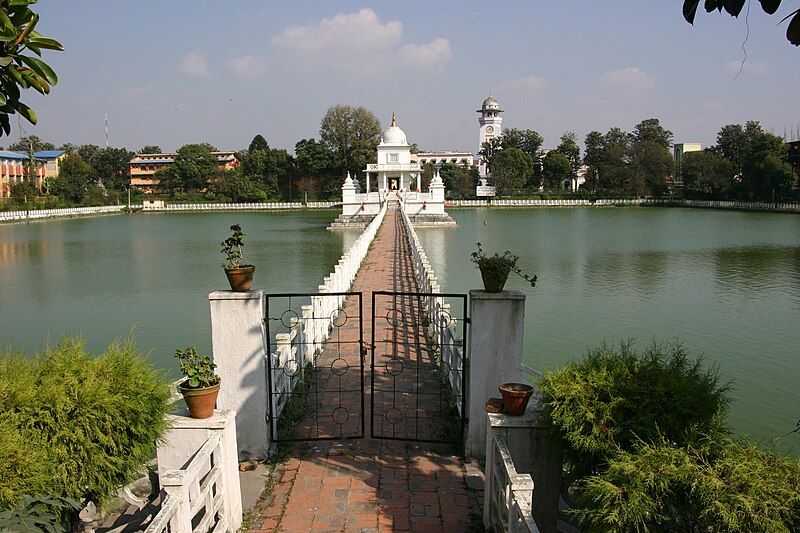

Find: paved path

[252,204,483,532]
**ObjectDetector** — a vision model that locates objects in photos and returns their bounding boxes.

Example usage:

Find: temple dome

[381,113,408,145]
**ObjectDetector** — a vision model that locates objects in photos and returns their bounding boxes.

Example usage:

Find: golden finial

[391,112,396,127]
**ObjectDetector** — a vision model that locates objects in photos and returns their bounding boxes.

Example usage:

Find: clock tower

[477,94,503,178]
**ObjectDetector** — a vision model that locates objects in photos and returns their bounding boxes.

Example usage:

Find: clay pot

[479,265,511,292]
[499,383,533,416]
[180,382,220,419]
[224,265,255,292]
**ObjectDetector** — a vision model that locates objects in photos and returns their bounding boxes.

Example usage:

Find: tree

[541,151,572,189]
[629,140,674,196]
[715,123,748,173]
[682,150,735,198]
[212,168,269,202]
[319,104,381,177]
[77,144,101,166]
[50,153,91,203]
[490,147,532,195]
[583,130,606,190]
[7,134,54,152]
[682,0,800,46]
[242,147,292,199]
[632,118,672,149]
[438,162,476,196]
[139,145,161,154]
[500,128,544,157]
[247,134,269,153]
[555,132,581,176]
[295,138,336,196]
[478,137,503,175]
[0,1,64,137]
[10,180,36,203]
[160,143,219,192]
[91,147,134,191]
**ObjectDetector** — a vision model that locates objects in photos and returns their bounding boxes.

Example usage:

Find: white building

[334,114,455,227]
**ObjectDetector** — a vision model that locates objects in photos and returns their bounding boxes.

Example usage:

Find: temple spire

[391,112,396,127]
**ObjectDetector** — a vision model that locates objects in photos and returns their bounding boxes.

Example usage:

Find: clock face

[486,126,494,133]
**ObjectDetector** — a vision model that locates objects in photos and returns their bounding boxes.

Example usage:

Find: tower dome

[381,113,408,145]
[478,94,503,113]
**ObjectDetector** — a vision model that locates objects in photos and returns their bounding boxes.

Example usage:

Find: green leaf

[27,37,64,51]
[17,102,36,125]
[683,0,701,23]
[0,56,12,67]
[723,0,746,16]
[758,0,782,15]
[788,9,800,45]
[18,54,57,85]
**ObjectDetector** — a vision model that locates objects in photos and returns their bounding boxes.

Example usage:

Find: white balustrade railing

[485,435,539,533]
[268,202,388,420]
[448,198,800,212]
[146,434,231,533]
[148,201,338,212]
[0,205,124,221]
[397,204,465,410]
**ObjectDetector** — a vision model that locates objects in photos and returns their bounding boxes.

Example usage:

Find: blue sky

[10,1,800,155]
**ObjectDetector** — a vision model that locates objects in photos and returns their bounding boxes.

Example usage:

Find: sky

[8,1,800,156]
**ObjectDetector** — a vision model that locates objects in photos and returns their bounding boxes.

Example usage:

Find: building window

[389,153,398,163]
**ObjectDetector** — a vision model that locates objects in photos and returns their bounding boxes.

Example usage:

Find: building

[129,151,239,193]
[413,151,474,168]
[477,94,504,178]
[334,114,455,227]
[0,150,65,198]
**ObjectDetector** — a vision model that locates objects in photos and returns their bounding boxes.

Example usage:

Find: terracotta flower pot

[499,382,533,416]
[180,382,220,419]
[225,265,255,292]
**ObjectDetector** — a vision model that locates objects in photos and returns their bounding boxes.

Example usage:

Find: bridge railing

[397,204,465,412]
[484,434,539,533]
[268,202,388,421]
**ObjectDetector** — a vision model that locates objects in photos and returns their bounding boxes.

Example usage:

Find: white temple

[331,114,455,227]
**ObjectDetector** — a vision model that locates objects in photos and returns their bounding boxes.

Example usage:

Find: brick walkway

[252,204,483,532]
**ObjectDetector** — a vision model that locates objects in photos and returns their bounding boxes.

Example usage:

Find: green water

[417,207,800,446]
[0,210,350,375]
[1,207,799,446]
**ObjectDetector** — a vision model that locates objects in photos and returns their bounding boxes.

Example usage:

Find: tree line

[481,117,798,202]
[3,108,798,208]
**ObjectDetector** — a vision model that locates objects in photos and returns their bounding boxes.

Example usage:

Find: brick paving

[252,203,483,532]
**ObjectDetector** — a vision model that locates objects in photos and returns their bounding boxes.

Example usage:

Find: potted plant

[175,346,221,419]
[470,242,537,292]
[221,223,255,291]
[499,382,534,415]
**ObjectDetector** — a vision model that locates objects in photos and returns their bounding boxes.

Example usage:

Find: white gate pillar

[466,289,527,458]
[209,289,269,459]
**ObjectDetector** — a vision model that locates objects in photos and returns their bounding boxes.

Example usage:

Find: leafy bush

[0,335,171,507]
[0,495,80,533]
[576,437,800,532]
[538,340,730,475]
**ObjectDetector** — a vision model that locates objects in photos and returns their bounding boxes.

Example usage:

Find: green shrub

[0,335,171,507]
[538,340,730,475]
[576,437,800,532]
[0,495,81,533]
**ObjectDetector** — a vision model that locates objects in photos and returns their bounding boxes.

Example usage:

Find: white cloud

[722,61,769,75]
[228,56,269,79]
[272,8,402,54]
[597,67,656,91]
[270,8,449,72]
[500,75,547,92]
[180,52,209,77]
[399,39,452,70]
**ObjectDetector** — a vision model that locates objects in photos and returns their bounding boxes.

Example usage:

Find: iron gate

[371,291,468,446]
[265,292,364,442]
[265,291,467,446]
